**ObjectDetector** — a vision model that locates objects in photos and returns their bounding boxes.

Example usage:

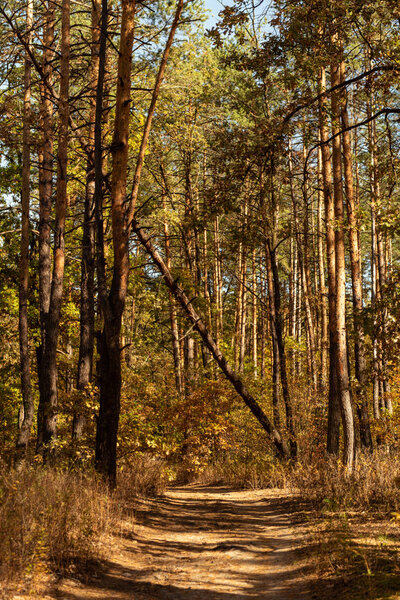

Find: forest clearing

[2,0,400,597]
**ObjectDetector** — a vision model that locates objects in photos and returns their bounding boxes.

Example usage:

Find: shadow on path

[57,485,314,600]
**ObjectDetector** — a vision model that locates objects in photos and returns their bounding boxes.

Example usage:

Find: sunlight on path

[58,486,312,600]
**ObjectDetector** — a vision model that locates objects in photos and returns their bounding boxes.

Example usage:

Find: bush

[0,464,113,585]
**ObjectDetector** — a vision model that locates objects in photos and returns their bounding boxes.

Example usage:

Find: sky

[203,0,226,26]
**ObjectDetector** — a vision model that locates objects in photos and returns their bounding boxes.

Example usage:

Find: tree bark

[331,59,354,469]
[95,0,184,486]
[266,240,297,460]
[318,65,340,456]
[340,62,372,450]
[40,0,70,454]
[74,0,101,440]
[16,0,34,458]
[36,0,55,451]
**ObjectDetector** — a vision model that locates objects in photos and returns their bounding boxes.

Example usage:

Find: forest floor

[54,485,315,600]
[9,484,400,600]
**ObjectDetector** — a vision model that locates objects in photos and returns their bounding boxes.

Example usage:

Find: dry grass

[117,454,167,499]
[0,464,114,588]
[291,451,400,514]
[195,456,289,489]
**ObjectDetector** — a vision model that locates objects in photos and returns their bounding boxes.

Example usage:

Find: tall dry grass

[0,465,113,585]
[291,451,400,513]
[117,454,167,499]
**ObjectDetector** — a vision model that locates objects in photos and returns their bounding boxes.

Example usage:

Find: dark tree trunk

[95,0,184,486]
[36,0,55,451]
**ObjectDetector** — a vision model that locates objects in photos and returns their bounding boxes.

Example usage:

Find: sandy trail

[57,485,312,600]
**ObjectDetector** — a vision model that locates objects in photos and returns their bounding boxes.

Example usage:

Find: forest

[1,0,400,598]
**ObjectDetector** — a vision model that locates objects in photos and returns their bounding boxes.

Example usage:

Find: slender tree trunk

[331,59,354,469]
[36,0,55,451]
[251,248,258,377]
[265,244,281,430]
[318,65,340,455]
[267,240,297,459]
[16,0,34,458]
[289,143,317,390]
[340,62,372,450]
[317,145,329,391]
[162,176,183,395]
[40,0,71,454]
[367,90,381,419]
[73,0,101,440]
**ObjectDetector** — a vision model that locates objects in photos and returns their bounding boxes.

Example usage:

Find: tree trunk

[251,248,258,377]
[95,0,136,487]
[331,59,354,469]
[265,244,281,430]
[317,144,329,391]
[74,0,101,440]
[266,240,297,460]
[40,0,70,455]
[16,0,34,458]
[318,65,340,456]
[36,0,55,451]
[340,62,372,450]
[95,0,184,486]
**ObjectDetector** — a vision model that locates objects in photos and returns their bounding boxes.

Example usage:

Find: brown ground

[55,485,314,600]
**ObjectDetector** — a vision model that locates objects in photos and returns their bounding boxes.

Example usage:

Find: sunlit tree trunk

[251,248,258,377]
[40,0,71,455]
[317,145,328,391]
[73,0,101,440]
[331,59,354,469]
[340,63,372,450]
[318,65,340,456]
[16,0,34,458]
[95,0,136,486]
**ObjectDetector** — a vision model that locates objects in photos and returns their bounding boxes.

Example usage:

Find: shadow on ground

[54,485,318,600]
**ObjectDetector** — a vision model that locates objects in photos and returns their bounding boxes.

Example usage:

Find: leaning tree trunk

[132,221,288,460]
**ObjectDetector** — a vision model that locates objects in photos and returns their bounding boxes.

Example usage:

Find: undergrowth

[292,451,400,514]
[117,454,167,499]
[0,465,114,591]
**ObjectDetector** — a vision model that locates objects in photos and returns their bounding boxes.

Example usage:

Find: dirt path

[57,485,313,600]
